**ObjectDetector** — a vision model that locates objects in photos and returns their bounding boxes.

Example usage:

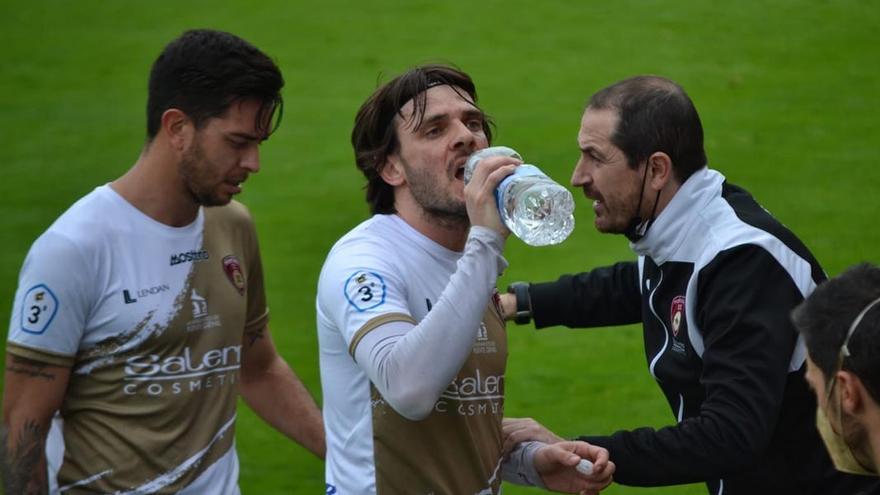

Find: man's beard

[180,140,227,207]
[402,157,468,230]
[591,189,641,235]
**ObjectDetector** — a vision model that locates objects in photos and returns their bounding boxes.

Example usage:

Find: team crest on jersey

[222,255,245,295]
[344,270,386,312]
[20,284,58,335]
[670,295,685,337]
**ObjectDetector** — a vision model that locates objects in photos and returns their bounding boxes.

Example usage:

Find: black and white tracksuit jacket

[527,168,880,495]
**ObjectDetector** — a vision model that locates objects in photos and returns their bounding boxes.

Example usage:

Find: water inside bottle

[465,146,575,246]
[501,179,575,246]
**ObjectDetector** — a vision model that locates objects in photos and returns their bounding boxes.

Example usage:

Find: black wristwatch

[506,282,533,325]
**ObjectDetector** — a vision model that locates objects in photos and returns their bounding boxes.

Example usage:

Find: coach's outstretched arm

[499,262,643,328]
[504,248,807,486]
[2,354,70,494]
[239,324,326,459]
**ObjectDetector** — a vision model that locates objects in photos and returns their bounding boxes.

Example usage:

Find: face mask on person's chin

[816,403,876,476]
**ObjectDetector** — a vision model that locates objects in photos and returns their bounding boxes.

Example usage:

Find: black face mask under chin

[625,160,661,242]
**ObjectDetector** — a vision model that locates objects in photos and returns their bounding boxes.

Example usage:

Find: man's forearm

[529,261,643,328]
[2,419,49,495]
[240,356,325,459]
[3,354,69,495]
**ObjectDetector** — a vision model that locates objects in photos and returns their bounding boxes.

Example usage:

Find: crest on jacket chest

[670,295,685,337]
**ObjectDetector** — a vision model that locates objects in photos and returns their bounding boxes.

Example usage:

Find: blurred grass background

[1,1,878,493]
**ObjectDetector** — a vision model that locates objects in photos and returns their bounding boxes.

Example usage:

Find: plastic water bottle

[464,146,575,246]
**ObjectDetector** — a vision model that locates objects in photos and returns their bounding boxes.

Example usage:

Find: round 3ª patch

[21,284,59,334]
[344,271,386,312]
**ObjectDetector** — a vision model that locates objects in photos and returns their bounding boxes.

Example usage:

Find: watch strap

[507,282,532,325]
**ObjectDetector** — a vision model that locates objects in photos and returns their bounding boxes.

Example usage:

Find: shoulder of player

[203,199,257,230]
[323,234,396,277]
[27,224,92,269]
[325,216,398,257]
[319,220,404,290]
[39,187,116,245]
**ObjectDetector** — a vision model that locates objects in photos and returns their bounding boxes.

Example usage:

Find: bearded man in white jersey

[316,64,615,495]
[2,29,324,494]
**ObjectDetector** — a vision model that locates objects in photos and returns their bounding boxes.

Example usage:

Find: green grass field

[2,1,878,493]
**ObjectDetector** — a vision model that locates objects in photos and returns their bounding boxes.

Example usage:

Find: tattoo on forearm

[246,328,265,346]
[2,420,48,495]
[6,357,55,381]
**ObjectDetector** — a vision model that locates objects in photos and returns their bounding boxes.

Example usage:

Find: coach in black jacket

[501,76,880,494]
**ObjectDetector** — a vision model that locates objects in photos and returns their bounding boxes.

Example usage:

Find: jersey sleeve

[7,230,91,366]
[241,213,269,335]
[317,237,414,352]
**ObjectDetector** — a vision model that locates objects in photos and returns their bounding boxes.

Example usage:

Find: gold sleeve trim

[245,308,269,335]
[6,342,75,367]
[348,312,417,357]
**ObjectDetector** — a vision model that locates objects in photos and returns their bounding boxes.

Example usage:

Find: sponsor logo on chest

[122,284,171,305]
[170,250,209,266]
[122,344,241,396]
[433,369,505,416]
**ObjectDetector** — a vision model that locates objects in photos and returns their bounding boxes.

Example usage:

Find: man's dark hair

[146,29,283,140]
[792,262,880,403]
[351,64,493,214]
[588,75,707,183]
